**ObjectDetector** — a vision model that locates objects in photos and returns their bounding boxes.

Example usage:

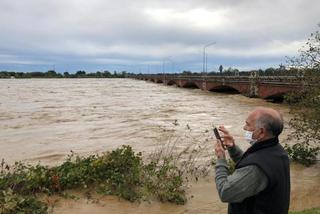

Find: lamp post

[162,56,174,82]
[166,56,174,73]
[203,42,216,73]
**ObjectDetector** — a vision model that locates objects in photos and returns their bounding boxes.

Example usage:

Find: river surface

[0,79,319,213]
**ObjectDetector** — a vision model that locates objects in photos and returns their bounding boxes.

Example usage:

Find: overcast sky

[0,0,319,73]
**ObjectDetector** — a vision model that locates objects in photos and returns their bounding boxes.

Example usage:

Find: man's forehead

[247,111,259,122]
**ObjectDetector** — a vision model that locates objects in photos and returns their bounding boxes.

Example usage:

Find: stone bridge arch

[177,80,202,89]
[208,85,241,93]
[206,82,249,95]
[264,92,287,102]
[167,80,178,86]
[258,85,299,102]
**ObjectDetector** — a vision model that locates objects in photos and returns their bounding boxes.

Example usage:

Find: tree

[75,70,86,77]
[285,25,320,165]
[46,70,57,78]
[219,65,223,73]
[265,67,276,76]
[63,72,70,78]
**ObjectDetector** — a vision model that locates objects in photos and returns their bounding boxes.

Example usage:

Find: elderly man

[214,107,290,214]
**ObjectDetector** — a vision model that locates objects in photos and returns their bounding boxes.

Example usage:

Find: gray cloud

[0,0,319,72]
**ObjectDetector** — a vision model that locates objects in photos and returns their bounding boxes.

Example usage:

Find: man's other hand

[215,140,226,159]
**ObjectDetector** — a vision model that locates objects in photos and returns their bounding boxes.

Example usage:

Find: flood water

[0,79,319,213]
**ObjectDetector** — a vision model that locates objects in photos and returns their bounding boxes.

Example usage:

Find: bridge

[130,73,305,102]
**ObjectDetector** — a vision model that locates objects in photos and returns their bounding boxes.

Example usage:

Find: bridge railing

[131,74,304,84]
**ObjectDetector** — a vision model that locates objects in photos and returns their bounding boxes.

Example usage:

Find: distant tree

[182,70,192,75]
[63,72,70,77]
[45,70,57,78]
[96,71,102,78]
[29,72,44,78]
[265,67,276,76]
[219,65,223,73]
[0,71,9,78]
[120,71,127,78]
[103,70,111,77]
[0,70,128,79]
[76,70,86,78]
[15,72,24,78]
[224,67,239,76]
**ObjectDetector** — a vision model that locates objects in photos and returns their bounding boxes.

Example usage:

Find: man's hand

[218,126,235,149]
[215,139,226,159]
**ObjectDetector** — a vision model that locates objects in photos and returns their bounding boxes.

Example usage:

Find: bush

[0,143,211,213]
[284,143,320,166]
[142,157,186,204]
[0,189,48,214]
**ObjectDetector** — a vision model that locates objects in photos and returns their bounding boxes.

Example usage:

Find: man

[214,107,290,214]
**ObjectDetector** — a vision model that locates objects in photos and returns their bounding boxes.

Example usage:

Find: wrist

[215,158,228,168]
[217,153,226,159]
[227,143,236,150]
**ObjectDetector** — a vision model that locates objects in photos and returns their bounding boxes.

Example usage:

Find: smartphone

[213,127,226,150]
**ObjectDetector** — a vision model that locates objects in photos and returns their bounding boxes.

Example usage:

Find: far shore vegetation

[0,66,305,79]
[0,70,128,78]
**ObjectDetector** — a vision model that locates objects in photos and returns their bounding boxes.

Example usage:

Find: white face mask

[245,130,258,145]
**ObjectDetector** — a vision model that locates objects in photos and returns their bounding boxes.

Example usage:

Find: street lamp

[166,57,174,73]
[203,42,216,73]
[162,56,174,82]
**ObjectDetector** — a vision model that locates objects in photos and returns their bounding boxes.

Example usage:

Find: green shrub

[0,189,48,214]
[94,146,143,201]
[284,143,320,166]
[0,145,202,213]
[142,158,186,204]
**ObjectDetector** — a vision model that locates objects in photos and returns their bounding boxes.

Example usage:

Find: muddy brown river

[0,79,319,213]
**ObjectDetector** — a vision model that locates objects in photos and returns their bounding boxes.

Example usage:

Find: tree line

[0,70,128,78]
[0,66,307,79]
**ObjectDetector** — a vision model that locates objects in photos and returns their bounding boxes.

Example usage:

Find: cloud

[144,7,230,30]
[0,0,319,72]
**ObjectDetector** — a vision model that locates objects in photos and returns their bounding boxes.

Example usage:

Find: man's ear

[258,127,265,138]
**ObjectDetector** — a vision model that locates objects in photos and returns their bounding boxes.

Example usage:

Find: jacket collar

[239,137,279,163]
[247,137,279,154]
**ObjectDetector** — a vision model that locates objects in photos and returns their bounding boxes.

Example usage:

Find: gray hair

[256,112,284,137]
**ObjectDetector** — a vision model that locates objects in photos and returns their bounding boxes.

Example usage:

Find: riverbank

[1,142,318,214]
[52,161,320,214]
